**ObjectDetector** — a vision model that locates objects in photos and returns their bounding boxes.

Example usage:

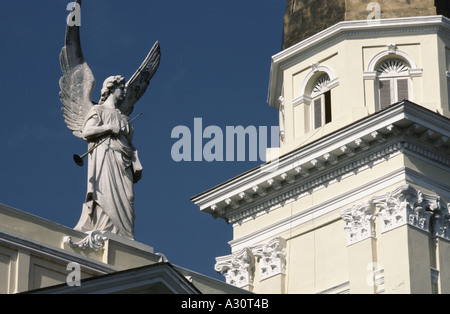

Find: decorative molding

[387,44,398,54]
[227,141,404,224]
[364,47,423,80]
[341,201,376,246]
[228,167,448,253]
[294,65,339,107]
[342,185,450,240]
[192,101,450,225]
[223,133,449,225]
[430,199,450,240]
[373,185,433,233]
[0,229,113,275]
[64,231,107,251]
[252,237,287,281]
[214,248,255,288]
[215,237,286,287]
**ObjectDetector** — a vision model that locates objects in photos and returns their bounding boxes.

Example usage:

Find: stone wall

[283,0,445,50]
[283,0,346,50]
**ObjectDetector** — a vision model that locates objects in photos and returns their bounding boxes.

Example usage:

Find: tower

[192,1,450,293]
[283,0,450,49]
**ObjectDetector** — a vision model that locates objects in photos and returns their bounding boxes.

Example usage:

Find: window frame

[376,59,413,110]
[310,74,332,130]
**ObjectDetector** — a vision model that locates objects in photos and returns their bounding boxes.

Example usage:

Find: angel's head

[100,75,126,105]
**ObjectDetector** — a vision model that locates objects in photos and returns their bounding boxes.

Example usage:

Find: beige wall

[0,204,161,293]
[278,31,449,156]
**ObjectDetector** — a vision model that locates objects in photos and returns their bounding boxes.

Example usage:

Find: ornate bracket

[64,230,107,251]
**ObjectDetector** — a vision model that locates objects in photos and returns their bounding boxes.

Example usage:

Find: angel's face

[113,84,126,103]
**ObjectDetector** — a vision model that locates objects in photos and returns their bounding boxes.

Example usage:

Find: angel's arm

[82,114,119,141]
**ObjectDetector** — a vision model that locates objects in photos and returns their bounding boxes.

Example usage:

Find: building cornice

[268,15,450,108]
[191,101,450,226]
[229,167,449,253]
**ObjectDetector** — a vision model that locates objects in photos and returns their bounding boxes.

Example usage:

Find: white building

[192,1,450,294]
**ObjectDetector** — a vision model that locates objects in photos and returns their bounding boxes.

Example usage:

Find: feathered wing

[120,41,161,116]
[59,0,95,139]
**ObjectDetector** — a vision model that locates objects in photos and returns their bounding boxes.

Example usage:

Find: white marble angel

[59,0,160,240]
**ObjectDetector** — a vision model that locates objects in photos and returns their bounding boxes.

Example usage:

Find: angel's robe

[74,105,142,240]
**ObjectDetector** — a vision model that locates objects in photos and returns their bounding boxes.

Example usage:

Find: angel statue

[59,0,161,240]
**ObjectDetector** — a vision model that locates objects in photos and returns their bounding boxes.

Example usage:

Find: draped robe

[74,105,142,240]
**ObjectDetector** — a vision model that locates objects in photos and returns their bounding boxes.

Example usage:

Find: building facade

[192,1,450,294]
[0,203,248,294]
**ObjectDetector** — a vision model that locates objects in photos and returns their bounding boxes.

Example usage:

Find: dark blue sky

[0,1,285,280]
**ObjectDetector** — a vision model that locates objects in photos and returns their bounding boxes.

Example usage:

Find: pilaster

[252,237,286,294]
[341,201,378,293]
[341,184,450,294]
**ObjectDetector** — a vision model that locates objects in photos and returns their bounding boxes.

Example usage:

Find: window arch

[364,44,422,112]
[293,64,338,132]
[376,58,412,110]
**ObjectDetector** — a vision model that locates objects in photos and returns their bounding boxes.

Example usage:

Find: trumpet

[73,113,143,167]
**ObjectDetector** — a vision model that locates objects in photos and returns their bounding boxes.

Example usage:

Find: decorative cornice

[192,102,450,226]
[227,141,404,224]
[229,167,449,253]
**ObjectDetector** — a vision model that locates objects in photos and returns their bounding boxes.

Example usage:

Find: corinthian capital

[373,185,432,233]
[430,199,450,240]
[252,237,287,280]
[341,201,375,246]
[214,248,255,288]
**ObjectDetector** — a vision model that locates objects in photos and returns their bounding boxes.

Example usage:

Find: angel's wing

[59,0,95,139]
[120,41,161,116]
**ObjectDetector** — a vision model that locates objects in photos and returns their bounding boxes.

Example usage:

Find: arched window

[310,74,332,129]
[293,64,338,133]
[376,59,412,110]
[364,45,422,113]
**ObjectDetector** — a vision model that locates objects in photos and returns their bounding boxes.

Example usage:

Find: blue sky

[0,1,285,280]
